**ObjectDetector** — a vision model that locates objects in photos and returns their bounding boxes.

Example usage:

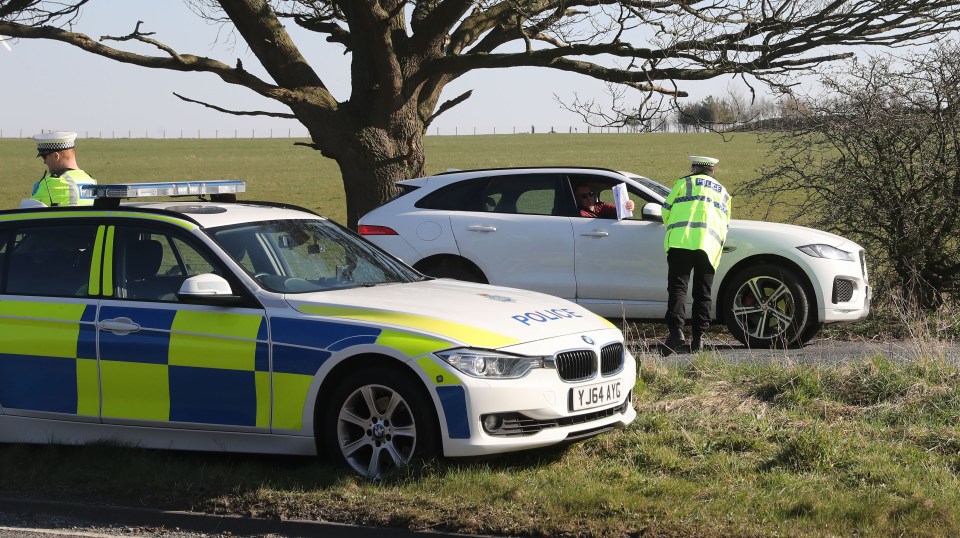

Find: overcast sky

[2,1,768,139]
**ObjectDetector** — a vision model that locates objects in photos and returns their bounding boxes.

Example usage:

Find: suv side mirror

[177,273,244,306]
[642,203,663,222]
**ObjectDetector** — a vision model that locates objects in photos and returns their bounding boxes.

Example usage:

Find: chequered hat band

[37,141,75,151]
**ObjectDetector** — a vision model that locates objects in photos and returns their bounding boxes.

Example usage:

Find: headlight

[797,244,854,261]
[436,348,544,379]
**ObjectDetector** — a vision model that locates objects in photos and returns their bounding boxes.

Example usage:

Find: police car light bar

[82,180,246,199]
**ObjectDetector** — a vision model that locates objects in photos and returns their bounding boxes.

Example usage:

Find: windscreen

[209,219,423,293]
[625,174,671,200]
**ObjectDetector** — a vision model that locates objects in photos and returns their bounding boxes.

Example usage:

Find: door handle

[98,317,141,335]
[580,231,609,237]
[466,225,497,232]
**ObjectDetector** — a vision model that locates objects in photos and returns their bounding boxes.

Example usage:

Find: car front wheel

[722,264,810,348]
[322,368,437,479]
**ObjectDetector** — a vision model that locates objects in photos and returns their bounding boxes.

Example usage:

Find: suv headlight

[797,244,854,261]
[436,348,544,379]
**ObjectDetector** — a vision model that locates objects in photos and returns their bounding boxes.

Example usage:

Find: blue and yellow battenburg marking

[0,300,98,416]
[296,305,516,440]
[0,298,493,439]
[97,306,270,427]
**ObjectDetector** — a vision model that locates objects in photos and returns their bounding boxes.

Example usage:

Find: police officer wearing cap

[30,131,97,206]
[661,155,732,354]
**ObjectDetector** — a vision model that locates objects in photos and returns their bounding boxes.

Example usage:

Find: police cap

[33,131,78,157]
[688,155,719,167]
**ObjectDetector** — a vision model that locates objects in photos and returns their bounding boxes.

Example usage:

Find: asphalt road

[2,338,957,538]
[0,498,476,538]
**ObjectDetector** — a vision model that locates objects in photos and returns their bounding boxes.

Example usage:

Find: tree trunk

[320,110,426,230]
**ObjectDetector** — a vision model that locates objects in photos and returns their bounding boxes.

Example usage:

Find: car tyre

[722,264,810,348]
[322,367,437,480]
[797,320,823,346]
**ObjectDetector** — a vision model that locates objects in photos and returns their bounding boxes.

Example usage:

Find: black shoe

[690,335,704,353]
[663,330,685,353]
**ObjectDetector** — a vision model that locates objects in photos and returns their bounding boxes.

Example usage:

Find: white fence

[1,124,705,139]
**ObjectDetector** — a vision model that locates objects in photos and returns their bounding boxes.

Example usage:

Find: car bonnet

[284,279,616,350]
[729,219,860,249]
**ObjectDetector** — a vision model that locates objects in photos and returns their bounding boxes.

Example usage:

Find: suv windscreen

[210,219,423,293]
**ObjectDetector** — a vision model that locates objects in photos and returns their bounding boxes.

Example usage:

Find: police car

[358,167,872,348]
[0,180,636,479]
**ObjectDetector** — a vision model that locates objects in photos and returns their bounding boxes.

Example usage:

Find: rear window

[4,224,99,297]
[415,179,489,211]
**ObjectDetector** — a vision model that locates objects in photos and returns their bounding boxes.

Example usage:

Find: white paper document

[612,183,633,220]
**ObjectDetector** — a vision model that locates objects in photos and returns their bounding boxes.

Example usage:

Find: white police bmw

[0,180,636,479]
[358,167,872,348]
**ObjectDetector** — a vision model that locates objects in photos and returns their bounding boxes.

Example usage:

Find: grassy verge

[3,354,960,537]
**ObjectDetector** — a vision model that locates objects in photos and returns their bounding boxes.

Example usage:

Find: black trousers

[665,248,715,336]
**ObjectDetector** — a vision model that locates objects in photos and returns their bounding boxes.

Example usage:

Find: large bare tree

[3,1,960,227]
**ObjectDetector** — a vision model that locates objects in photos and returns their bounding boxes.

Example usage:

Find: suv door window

[482,173,567,216]
[5,225,98,297]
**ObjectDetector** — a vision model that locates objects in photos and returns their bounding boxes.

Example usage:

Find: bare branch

[0,19,338,111]
[173,92,296,118]
[424,89,472,127]
[100,20,179,58]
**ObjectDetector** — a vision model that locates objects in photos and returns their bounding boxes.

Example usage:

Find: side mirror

[177,273,244,306]
[642,203,663,222]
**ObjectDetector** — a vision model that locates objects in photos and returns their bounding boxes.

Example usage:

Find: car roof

[400,166,629,185]
[1,201,323,229]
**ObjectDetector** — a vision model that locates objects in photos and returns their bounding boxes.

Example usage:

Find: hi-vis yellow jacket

[31,169,97,206]
[661,173,732,268]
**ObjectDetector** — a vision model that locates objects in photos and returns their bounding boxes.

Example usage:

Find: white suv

[359,167,871,347]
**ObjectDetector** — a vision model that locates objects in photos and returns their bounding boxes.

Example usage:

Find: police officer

[661,156,732,354]
[30,131,97,206]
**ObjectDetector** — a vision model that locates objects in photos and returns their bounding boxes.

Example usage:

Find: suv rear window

[415,179,488,211]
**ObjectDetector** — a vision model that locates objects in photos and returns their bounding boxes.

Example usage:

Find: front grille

[483,393,632,437]
[600,343,624,376]
[555,349,596,382]
[833,278,854,303]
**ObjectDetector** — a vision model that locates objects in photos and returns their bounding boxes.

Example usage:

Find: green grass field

[0,132,771,223]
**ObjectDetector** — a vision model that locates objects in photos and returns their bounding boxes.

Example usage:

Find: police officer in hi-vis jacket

[30,131,97,206]
[661,155,732,355]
